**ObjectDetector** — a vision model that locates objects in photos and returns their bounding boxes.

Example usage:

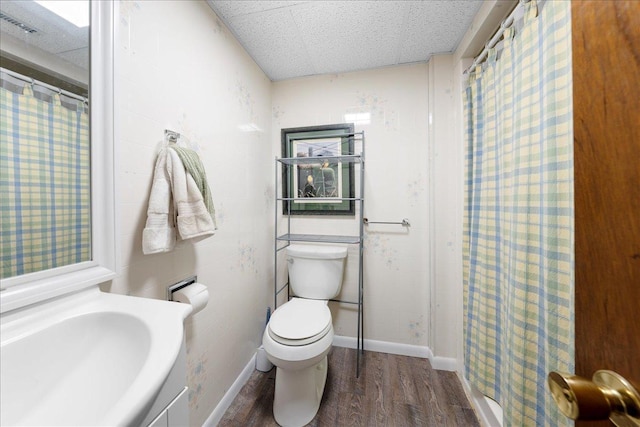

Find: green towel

[169,146,217,228]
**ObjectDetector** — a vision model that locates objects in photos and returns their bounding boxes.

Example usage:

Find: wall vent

[0,13,38,34]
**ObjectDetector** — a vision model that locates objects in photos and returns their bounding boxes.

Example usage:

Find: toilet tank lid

[286,244,347,260]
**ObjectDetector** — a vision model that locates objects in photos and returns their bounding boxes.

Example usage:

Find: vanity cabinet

[141,339,189,427]
[147,387,188,427]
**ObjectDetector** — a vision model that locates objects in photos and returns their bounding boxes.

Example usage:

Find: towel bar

[363,218,410,227]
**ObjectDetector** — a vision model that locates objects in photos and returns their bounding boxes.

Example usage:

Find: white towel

[142,148,215,254]
[166,148,216,240]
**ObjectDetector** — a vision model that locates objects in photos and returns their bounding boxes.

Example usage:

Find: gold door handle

[548,370,640,426]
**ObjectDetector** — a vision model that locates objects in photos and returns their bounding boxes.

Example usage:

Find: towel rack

[363,218,410,227]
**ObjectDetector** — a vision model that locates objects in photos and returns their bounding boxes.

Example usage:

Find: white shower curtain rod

[466,0,533,73]
[0,66,88,103]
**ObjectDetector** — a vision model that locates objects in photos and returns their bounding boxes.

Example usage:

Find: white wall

[272,65,432,349]
[428,55,461,363]
[109,1,272,425]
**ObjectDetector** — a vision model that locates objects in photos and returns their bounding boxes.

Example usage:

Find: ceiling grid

[207,0,483,81]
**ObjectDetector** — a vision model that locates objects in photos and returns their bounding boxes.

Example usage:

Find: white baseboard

[460,376,503,427]
[332,335,457,372]
[431,356,458,371]
[203,353,257,427]
[332,334,432,358]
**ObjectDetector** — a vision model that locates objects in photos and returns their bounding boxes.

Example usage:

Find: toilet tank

[285,244,348,300]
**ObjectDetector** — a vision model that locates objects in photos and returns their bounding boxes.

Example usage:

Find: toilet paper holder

[167,275,198,301]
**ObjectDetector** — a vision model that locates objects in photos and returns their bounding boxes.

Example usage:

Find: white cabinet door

[148,411,168,427]
[167,387,189,427]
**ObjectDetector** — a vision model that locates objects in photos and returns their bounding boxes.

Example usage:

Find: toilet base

[273,355,328,427]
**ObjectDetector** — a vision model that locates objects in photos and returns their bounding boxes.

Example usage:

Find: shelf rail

[274,130,366,377]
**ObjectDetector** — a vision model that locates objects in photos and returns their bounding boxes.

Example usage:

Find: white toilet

[262,244,348,427]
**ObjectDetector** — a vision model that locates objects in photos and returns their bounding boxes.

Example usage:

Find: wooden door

[572,1,640,425]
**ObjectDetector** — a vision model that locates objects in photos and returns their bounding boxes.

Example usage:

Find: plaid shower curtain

[462,1,574,425]
[0,84,90,278]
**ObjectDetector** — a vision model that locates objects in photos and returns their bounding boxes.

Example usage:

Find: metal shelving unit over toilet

[274,131,365,377]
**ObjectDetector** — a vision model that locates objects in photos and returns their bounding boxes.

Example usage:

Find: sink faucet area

[0,287,191,426]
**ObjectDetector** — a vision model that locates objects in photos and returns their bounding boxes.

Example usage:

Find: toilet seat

[268,298,331,346]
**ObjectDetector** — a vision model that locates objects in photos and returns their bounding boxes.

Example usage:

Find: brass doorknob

[548,370,640,426]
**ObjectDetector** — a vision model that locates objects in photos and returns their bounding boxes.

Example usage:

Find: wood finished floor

[219,346,480,426]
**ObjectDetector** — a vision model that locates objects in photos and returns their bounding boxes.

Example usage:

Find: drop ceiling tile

[209,1,487,80]
[399,0,483,63]
[208,1,309,20]
[1,1,89,55]
[291,1,409,75]
[58,48,89,71]
[227,7,315,80]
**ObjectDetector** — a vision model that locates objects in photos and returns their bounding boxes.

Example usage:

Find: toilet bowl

[262,298,334,426]
[263,244,347,427]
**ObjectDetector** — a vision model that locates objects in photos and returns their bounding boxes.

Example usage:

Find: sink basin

[0,287,191,426]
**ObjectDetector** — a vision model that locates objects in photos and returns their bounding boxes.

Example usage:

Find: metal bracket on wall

[167,275,197,301]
